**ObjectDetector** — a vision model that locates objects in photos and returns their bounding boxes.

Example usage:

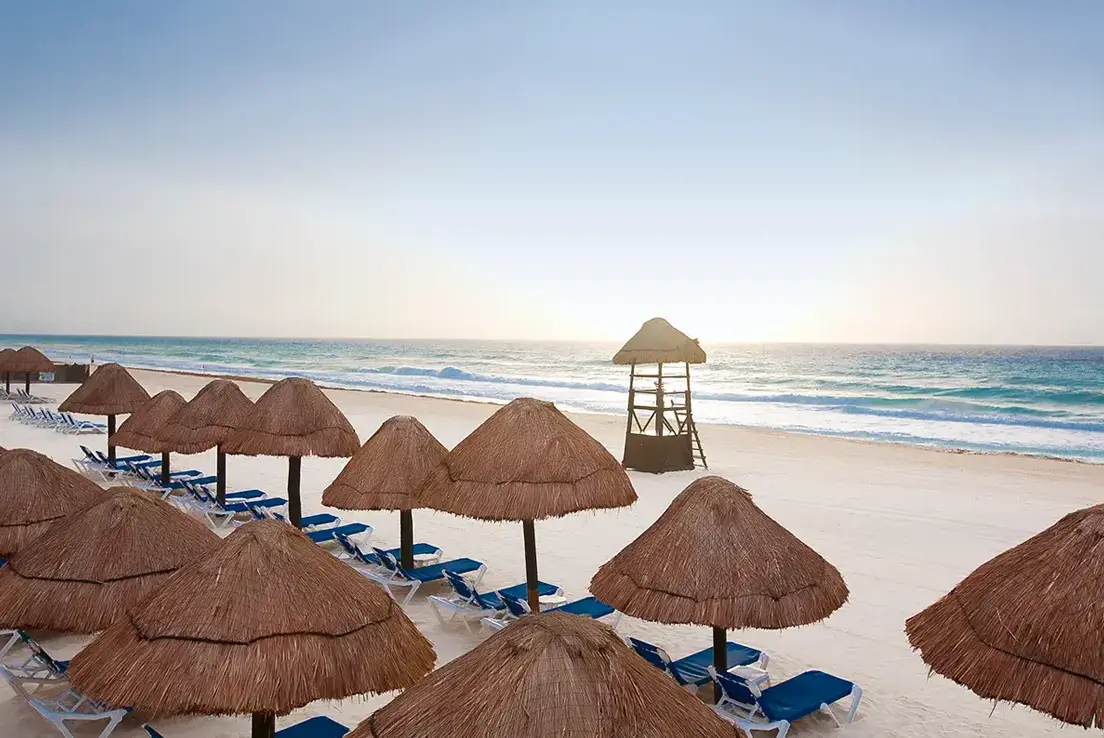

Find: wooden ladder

[673,407,708,469]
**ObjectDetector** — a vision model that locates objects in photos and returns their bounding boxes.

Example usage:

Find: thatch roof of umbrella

[221,378,359,458]
[0,348,14,368]
[905,503,1104,728]
[1,346,55,373]
[417,398,637,521]
[111,390,188,453]
[349,612,734,738]
[68,519,435,716]
[612,318,706,365]
[0,487,218,633]
[157,379,255,454]
[591,476,848,629]
[59,362,151,416]
[0,449,105,557]
[322,415,447,511]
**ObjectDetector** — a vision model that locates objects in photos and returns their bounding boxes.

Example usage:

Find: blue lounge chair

[334,532,442,571]
[483,592,620,631]
[365,548,486,605]
[711,666,862,737]
[144,715,349,738]
[252,504,344,530]
[182,477,266,502]
[306,522,372,545]
[628,637,769,689]
[0,631,132,738]
[429,570,562,630]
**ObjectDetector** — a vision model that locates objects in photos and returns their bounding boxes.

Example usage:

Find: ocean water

[6,335,1104,462]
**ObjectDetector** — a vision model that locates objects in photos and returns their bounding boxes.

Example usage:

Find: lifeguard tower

[613,318,707,473]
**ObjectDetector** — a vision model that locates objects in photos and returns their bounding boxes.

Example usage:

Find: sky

[1,1,1103,344]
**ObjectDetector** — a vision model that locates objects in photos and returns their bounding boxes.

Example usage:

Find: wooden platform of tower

[613,318,707,473]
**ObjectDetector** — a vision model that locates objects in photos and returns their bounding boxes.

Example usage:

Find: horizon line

[1,332,1103,350]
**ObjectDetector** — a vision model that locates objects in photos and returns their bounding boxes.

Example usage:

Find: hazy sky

[2,2,1102,343]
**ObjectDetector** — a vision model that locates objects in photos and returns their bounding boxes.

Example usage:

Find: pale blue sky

[2,2,1102,343]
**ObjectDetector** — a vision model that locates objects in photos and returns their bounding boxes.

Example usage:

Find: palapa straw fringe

[156,379,255,453]
[0,488,218,633]
[349,613,734,738]
[59,363,151,416]
[0,346,55,373]
[111,390,189,453]
[905,503,1104,728]
[612,318,706,366]
[591,476,848,630]
[68,520,434,716]
[417,398,636,521]
[221,378,359,458]
[323,415,447,511]
[0,449,104,557]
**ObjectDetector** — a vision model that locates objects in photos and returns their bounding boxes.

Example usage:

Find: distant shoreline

[122,364,1094,467]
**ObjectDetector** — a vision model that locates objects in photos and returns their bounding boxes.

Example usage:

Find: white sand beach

[2,368,1101,738]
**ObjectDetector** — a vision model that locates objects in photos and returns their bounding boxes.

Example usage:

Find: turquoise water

[6,335,1104,462]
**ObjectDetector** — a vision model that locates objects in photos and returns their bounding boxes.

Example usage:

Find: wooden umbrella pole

[713,626,728,704]
[523,520,540,613]
[252,712,275,738]
[400,509,415,570]
[24,372,31,393]
[216,446,227,505]
[160,452,170,486]
[3,372,8,393]
[288,456,302,528]
[107,415,117,465]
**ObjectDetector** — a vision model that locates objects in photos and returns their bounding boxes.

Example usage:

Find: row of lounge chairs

[625,635,862,737]
[61,444,863,738]
[0,629,130,738]
[11,405,105,434]
[0,388,50,403]
[0,629,349,738]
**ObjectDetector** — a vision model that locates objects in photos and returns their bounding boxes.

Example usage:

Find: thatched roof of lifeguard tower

[349,612,734,738]
[68,520,435,717]
[323,416,447,511]
[111,390,188,453]
[0,346,55,373]
[157,379,255,454]
[591,476,848,630]
[417,398,637,522]
[612,318,706,365]
[906,503,1104,728]
[221,378,359,458]
[59,363,151,416]
[0,487,218,633]
[0,449,104,557]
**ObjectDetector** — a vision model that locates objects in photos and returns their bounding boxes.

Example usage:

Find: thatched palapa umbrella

[418,398,637,612]
[0,348,14,394]
[222,378,359,528]
[68,520,436,738]
[906,503,1104,727]
[0,449,104,557]
[156,379,254,504]
[322,415,446,569]
[349,612,733,738]
[591,476,848,700]
[59,363,151,464]
[0,487,218,633]
[111,390,188,485]
[1,346,55,394]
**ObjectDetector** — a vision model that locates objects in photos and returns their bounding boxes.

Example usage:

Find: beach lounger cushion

[144,715,349,738]
[629,637,767,687]
[713,668,862,738]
